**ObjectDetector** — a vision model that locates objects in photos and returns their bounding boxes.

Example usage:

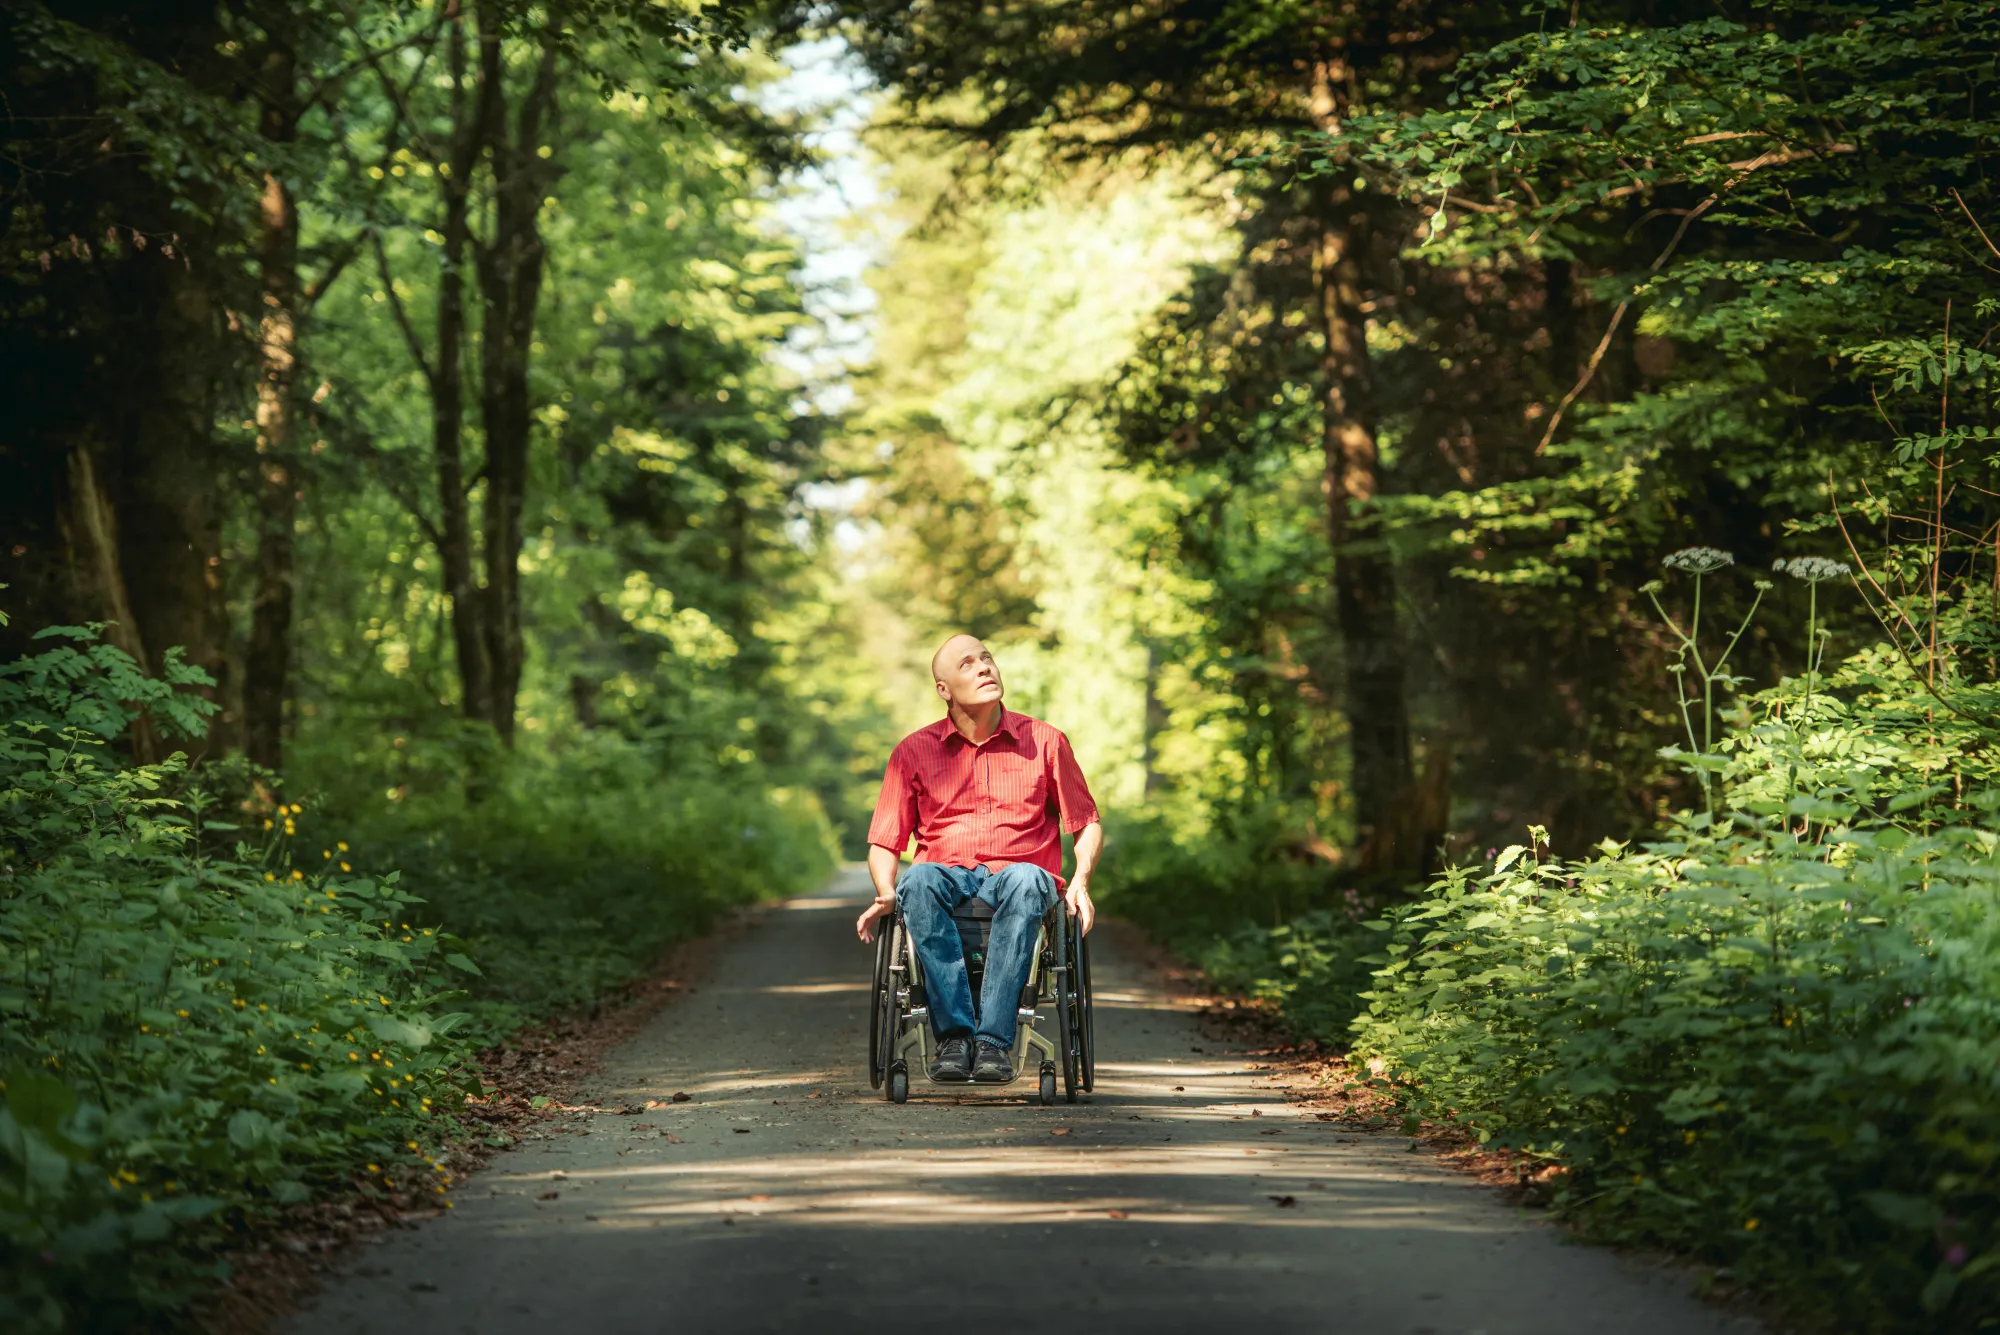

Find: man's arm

[855,844,901,943]
[1048,728,1103,935]
[1065,819,1103,935]
[857,742,918,944]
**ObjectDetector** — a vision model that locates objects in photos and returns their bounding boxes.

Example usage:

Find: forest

[4,0,2000,1329]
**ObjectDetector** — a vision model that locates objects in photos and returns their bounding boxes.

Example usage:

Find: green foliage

[1097,812,1376,1043]
[1,628,218,743]
[1346,628,2000,1329]
[0,635,478,1330]
[0,629,835,1331]
[307,742,838,1034]
[1195,910,1379,1046]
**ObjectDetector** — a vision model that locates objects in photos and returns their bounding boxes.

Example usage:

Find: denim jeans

[898,862,1056,1052]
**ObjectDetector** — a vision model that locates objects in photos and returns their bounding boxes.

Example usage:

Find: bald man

[857,633,1104,1084]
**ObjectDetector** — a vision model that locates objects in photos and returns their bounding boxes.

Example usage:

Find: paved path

[289,867,1759,1335]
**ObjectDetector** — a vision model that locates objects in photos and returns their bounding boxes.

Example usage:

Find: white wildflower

[1772,556,1852,584]
[1663,547,1735,575]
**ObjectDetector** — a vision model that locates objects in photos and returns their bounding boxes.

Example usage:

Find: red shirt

[867,709,1099,884]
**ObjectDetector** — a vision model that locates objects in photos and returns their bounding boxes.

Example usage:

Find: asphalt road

[287,866,1760,1335]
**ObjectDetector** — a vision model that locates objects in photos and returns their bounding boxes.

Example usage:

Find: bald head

[930,633,1004,712]
[931,632,985,682]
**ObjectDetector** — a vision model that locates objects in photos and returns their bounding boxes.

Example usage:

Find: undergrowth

[0,629,834,1331]
[1128,549,2000,1331]
[1096,811,1377,1044]
[1352,646,2000,1330]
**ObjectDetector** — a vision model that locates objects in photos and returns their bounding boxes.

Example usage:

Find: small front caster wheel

[1038,1062,1057,1106]
[889,1064,909,1104]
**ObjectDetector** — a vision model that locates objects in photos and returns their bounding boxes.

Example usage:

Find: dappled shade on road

[289,869,1755,1335]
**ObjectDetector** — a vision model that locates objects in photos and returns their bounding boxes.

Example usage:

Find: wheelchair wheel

[868,921,893,1089]
[1055,914,1082,1104]
[889,1063,909,1104]
[1038,1062,1057,1106]
[1078,924,1096,1093]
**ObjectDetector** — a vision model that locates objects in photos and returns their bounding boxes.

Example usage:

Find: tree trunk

[59,442,148,671]
[0,2,228,749]
[434,5,494,726]
[1142,640,1168,796]
[244,34,300,772]
[471,19,558,742]
[1310,58,1413,861]
[115,261,229,754]
[57,442,158,760]
[1546,257,1578,393]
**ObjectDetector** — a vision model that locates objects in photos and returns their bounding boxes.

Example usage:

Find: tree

[0,2,249,755]
[818,0,1518,865]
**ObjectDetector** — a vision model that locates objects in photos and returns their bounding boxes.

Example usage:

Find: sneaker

[928,1036,972,1082]
[971,1041,1013,1083]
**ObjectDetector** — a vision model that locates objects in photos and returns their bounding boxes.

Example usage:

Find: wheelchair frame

[868,897,1095,1106]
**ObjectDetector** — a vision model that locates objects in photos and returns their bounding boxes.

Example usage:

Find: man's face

[933,635,1004,710]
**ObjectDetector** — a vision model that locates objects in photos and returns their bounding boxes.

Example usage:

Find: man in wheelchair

[855,632,1103,1085]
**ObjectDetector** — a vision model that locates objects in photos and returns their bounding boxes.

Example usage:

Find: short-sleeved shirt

[866,708,1099,885]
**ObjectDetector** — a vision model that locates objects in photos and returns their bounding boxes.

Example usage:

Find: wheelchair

[868,892,1095,1105]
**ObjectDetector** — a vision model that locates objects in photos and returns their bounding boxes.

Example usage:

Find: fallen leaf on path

[1269,1195,1297,1208]
[733,1128,751,1134]
[748,1194,771,1202]
[671,1091,692,1103]
[1172,1086,1185,1092]
[1106,1210,1128,1220]
[1243,1149,1256,1155]
[537,1192,558,1201]
[1049,1128,1070,1136]
[664,1133,683,1143]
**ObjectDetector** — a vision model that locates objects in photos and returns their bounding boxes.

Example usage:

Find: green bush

[1353,654,2000,1331]
[0,632,480,1331]
[322,759,838,1034]
[0,631,838,1331]
[1098,810,1376,1042]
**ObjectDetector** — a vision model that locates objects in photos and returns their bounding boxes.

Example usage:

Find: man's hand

[1065,820,1103,935]
[859,844,902,943]
[856,894,895,944]
[1064,877,1096,935]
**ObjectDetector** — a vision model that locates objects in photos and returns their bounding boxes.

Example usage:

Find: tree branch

[302,233,362,308]
[1535,196,1714,453]
[369,229,435,387]
[299,12,448,116]
[1599,142,1855,201]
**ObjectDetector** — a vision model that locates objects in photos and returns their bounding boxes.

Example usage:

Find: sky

[762,37,890,549]
[761,37,888,416]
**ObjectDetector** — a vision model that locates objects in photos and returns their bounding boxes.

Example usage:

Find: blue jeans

[899,862,1056,1052]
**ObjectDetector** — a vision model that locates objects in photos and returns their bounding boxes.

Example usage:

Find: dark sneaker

[928,1037,972,1082]
[971,1041,1013,1083]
